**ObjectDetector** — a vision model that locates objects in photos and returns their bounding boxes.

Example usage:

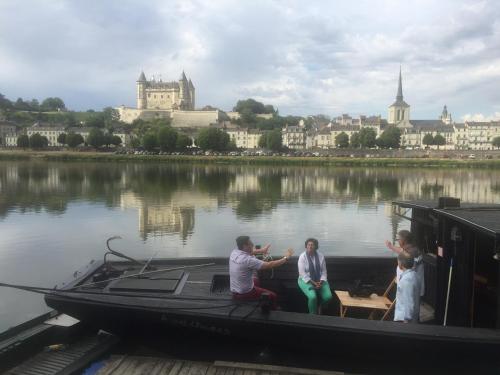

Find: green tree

[0,93,12,110]
[176,133,192,150]
[87,128,105,148]
[492,136,500,149]
[17,134,29,148]
[62,112,77,127]
[157,127,178,152]
[86,113,105,128]
[130,137,141,148]
[102,133,113,147]
[29,133,49,149]
[196,128,230,151]
[66,133,84,148]
[259,129,282,151]
[142,132,157,151]
[57,133,67,145]
[40,97,66,112]
[422,133,434,148]
[233,98,274,114]
[14,98,31,111]
[350,132,361,148]
[376,126,401,149]
[29,99,40,111]
[102,107,120,122]
[240,108,257,124]
[359,127,377,148]
[434,134,446,149]
[111,135,122,147]
[335,132,349,148]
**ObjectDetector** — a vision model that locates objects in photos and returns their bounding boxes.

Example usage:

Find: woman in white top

[297,238,332,314]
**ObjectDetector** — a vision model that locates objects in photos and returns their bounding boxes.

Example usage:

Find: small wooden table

[335,290,392,318]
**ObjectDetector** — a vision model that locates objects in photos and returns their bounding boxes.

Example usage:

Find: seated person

[394,251,420,323]
[385,229,424,297]
[297,238,332,314]
[229,235,293,309]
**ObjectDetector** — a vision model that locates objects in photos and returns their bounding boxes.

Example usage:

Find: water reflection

[1,163,500,241]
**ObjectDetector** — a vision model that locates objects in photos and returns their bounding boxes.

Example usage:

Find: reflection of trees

[128,165,192,202]
[421,182,445,199]
[196,167,235,196]
[234,172,282,219]
[377,178,399,200]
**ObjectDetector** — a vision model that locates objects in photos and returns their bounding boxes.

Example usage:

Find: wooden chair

[380,277,397,321]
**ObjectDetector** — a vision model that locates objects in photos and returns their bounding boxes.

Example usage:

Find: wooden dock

[96,355,345,375]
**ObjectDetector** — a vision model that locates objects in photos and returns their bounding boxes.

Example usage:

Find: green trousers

[298,278,333,314]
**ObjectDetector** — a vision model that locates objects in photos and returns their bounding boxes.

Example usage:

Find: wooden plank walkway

[96,355,345,375]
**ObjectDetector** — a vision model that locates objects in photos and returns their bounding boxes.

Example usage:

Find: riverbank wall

[1,150,500,168]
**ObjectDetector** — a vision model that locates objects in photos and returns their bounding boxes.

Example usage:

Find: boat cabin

[392,197,500,329]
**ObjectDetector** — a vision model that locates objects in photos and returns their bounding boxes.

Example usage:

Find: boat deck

[96,355,346,375]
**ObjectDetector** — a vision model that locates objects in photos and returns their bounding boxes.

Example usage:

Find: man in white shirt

[230,235,293,309]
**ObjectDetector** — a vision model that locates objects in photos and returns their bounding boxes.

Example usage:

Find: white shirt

[396,256,425,296]
[298,251,327,283]
[229,248,264,294]
[394,269,420,323]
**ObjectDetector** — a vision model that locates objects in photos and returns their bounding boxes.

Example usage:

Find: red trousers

[232,286,278,309]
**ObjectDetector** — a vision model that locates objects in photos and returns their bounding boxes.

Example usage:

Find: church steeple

[388,66,411,125]
[396,66,403,101]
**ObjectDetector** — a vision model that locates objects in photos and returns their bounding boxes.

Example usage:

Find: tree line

[16,129,123,149]
[0,93,66,112]
[334,127,401,149]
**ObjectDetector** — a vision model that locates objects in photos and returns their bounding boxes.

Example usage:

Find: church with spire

[388,67,411,127]
[136,70,195,111]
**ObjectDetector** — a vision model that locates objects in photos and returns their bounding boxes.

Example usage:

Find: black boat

[43,198,500,361]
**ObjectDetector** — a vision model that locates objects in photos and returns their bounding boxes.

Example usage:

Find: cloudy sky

[1,0,500,120]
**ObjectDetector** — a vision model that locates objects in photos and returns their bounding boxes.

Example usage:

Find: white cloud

[0,0,500,118]
[462,112,500,122]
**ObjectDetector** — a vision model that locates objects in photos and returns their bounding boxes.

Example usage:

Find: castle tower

[188,78,195,110]
[388,67,411,126]
[178,71,188,109]
[136,71,147,109]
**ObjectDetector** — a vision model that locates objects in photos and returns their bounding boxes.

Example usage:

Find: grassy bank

[1,150,500,168]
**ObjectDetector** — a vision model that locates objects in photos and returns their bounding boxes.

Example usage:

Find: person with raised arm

[230,236,293,309]
[385,230,424,296]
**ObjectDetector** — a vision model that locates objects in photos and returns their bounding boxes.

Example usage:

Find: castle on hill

[117,71,218,127]
[136,71,195,111]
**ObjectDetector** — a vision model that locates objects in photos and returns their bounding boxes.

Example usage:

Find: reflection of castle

[140,204,195,241]
[120,191,217,241]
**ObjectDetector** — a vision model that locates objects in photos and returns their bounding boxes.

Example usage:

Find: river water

[1,161,500,333]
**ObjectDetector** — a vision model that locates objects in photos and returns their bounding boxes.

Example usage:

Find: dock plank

[97,356,345,375]
[128,356,162,375]
[168,360,184,375]
[151,359,175,375]
[205,365,217,375]
[188,362,210,375]
[213,361,344,375]
[178,360,192,375]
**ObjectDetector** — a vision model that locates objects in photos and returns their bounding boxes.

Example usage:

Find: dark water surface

[1,161,500,333]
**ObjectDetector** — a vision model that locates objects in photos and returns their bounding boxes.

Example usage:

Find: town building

[27,123,66,147]
[0,120,17,146]
[226,127,263,149]
[282,125,306,149]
